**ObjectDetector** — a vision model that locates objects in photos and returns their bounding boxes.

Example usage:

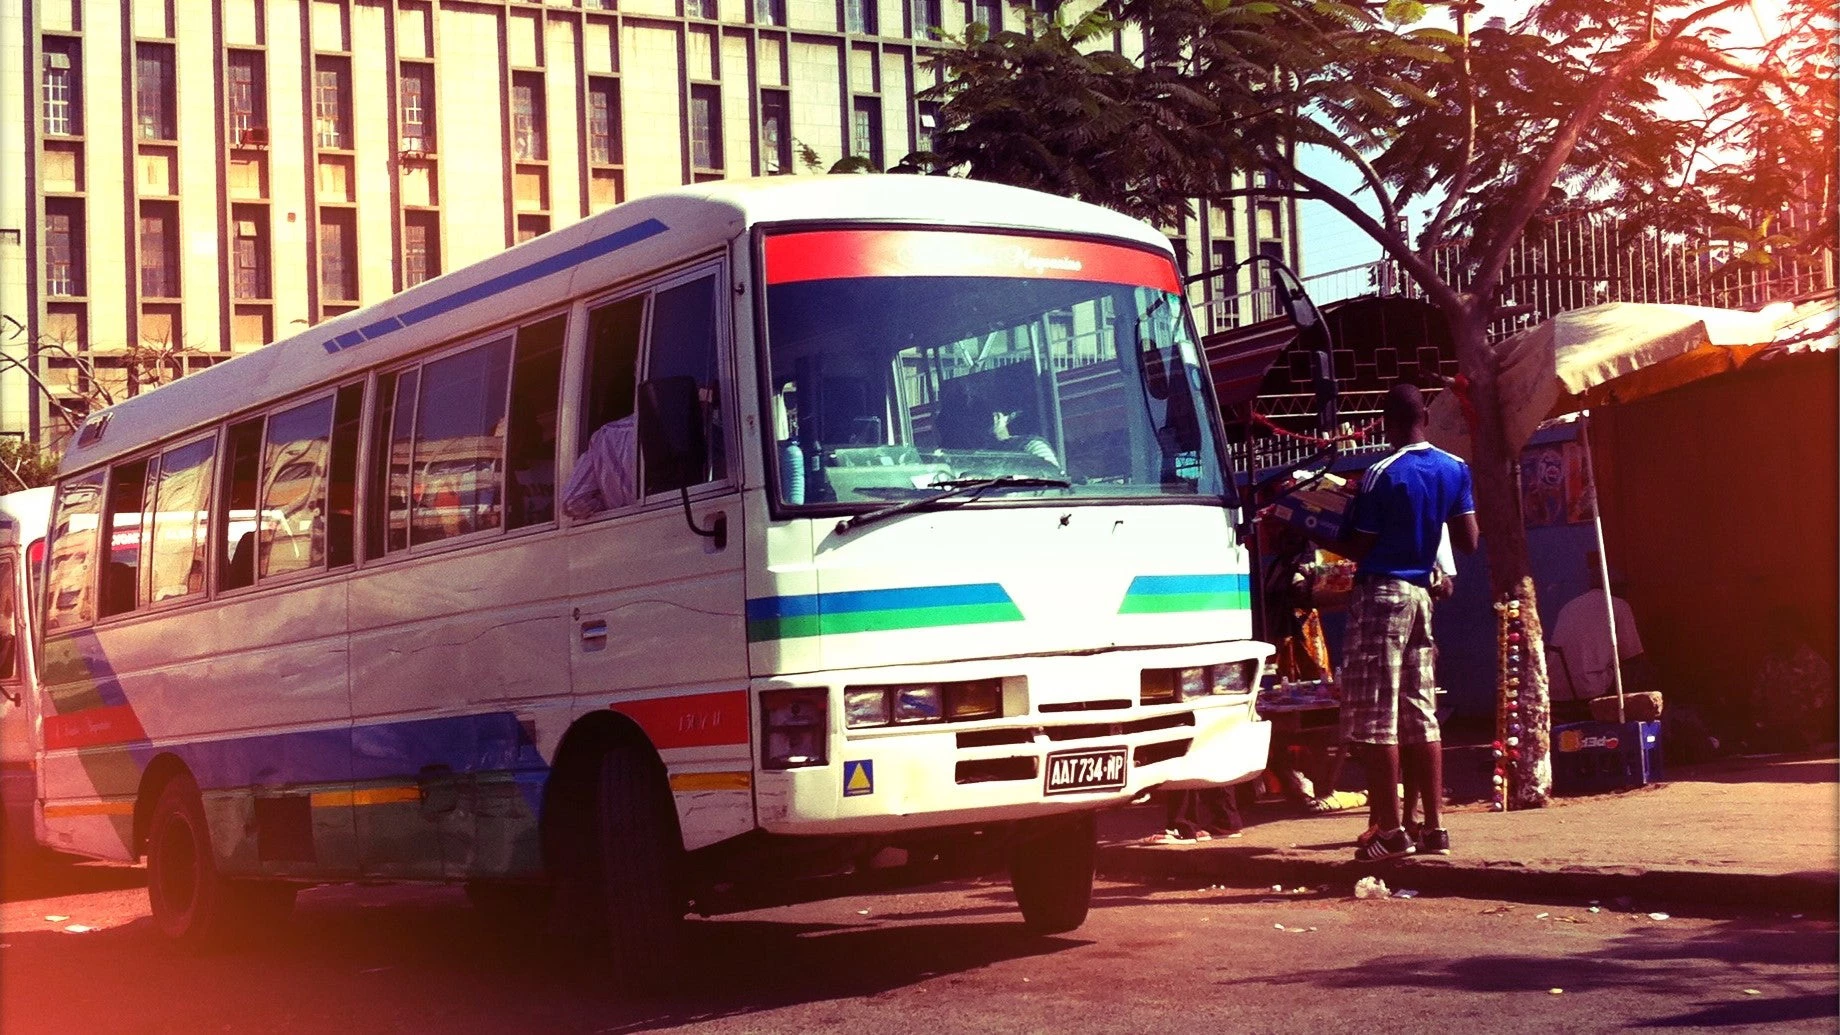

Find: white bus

[34,176,1271,967]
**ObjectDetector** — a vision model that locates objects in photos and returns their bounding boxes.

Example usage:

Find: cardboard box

[1263,484,1353,541]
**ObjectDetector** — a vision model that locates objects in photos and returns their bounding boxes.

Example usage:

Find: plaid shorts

[1339,577,1440,746]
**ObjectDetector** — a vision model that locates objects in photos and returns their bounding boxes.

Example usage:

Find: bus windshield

[761,228,1227,509]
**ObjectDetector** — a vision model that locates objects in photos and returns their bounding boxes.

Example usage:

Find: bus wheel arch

[542,709,689,984]
[133,752,193,859]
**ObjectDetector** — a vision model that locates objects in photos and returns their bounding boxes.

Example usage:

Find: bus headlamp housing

[761,688,828,769]
[843,679,1003,728]
[1141,660,1257,704]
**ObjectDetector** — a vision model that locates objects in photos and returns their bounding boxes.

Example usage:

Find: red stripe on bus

[612,690,750,750]
[43,704,148,750]
[763,230,1180,292]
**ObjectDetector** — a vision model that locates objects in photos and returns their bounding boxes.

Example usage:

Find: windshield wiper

[834,475,1073,535]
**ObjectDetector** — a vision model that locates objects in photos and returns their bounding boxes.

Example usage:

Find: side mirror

[637,375,707,493]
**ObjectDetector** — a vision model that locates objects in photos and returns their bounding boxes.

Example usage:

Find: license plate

[1044,747,1128,795]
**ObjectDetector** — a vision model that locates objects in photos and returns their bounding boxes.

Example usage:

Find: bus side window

[43,474,104,632]
[409,337,512,546]
[568,295,645,517]
[367,369,420,557]
[261,395,336,579]
[507,315,564,529]
[0,556,19,684]
[219,418,264,590]
[326,382,363,566]
[99,458,150,619]
[642,273,724,496]
[148,436,216,604]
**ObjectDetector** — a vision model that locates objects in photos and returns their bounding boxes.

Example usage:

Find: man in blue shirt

[1336,383,1478,860]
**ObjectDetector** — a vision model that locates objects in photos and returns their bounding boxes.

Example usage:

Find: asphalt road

[3,853,1834,1034]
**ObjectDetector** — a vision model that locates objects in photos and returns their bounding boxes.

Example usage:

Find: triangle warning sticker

[843,759,874,797]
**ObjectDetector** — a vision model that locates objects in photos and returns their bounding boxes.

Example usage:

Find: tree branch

[1281,160,1464,313]
[1420,4,1480,262]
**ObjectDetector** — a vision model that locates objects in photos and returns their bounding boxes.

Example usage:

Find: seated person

[1747,606,1837,752]
[1547,550,1647,713]
[562,414,637,518]
[991,408,1059,468]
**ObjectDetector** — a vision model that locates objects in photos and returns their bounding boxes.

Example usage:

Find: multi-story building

[1,0,1294,443]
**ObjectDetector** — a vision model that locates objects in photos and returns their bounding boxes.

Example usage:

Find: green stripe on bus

[748,601,1024,641]
[1118,589,1249,614]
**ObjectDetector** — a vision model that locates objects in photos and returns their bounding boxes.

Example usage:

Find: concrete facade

[3,0,1294,444]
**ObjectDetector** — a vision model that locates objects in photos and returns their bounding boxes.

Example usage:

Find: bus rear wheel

[588,741,688,989]
[1009,812,1096,934]
[146,773,297,946]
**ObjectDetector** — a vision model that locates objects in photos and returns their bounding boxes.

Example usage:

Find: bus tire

[1009,812,1096,934]
[146,773,236,946]
[590,740,687,989]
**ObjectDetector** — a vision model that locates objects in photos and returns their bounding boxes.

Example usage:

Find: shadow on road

[1,850,144,903]
[1,880,1090,1033]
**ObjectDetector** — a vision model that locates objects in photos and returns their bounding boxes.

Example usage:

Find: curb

[1096,843,1840,914]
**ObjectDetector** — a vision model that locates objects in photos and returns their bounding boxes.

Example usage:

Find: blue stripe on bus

[745,582,1015,621]
[1121,573,1250,596]
[320,217,671,355]
[122,712,549,793]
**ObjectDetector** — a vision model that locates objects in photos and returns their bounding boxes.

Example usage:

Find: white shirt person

[561,415,638,519]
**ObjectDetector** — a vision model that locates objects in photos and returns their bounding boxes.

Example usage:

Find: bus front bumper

[753,700,1271,837]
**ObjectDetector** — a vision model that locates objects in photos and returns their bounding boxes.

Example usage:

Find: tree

[923,0,1835,805]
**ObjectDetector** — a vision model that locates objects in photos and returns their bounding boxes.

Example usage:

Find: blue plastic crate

[1552,720,1663,795]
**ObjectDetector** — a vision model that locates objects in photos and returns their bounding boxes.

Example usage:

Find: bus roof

[59,176,1173,475]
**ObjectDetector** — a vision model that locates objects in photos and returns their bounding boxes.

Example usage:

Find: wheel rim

[154,811,200,917]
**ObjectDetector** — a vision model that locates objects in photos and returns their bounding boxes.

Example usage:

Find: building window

[45,200,84,297]
[314,58,352,149]
[139,203,179,298]
[404,211,440,288]
[136,43,177,141]
[232,209,269,299]
[851,97,882,169]
[760,90,791,174]
[400,64,434,153]
[912,0,942,37]
[689,84,722,171]
[512,72,546,161]
[846,0,878,34]
[967,0,1000,32]
[319,209,357,301]
[516,215,549,242]
[755,0,786,24]
[42,43,80,136]
[915,100,942,154]
[587,78,622,165]
[226,51,266,145]
[686,0,715,18]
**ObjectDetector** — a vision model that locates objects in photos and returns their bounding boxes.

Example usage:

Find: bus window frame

[139,428,223,615]
[567,256,737,525]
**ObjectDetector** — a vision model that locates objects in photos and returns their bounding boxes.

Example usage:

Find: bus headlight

[945,679,1003,721]
[1141,660,1258,702]
[893,685,942,723]
[843,679,1003,728]
[845,687,892,728]
[761,688,828,769]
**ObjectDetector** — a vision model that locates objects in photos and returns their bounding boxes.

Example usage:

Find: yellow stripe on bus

[310,786,423,808]
[669,771,752,793]
[43,801,135,818]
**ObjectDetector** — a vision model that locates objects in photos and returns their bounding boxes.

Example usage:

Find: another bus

[0,487,51,849]
[33,176,1271,967]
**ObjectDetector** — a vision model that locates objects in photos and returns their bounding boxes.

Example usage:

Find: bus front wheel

[589,741,688,986]
[146,773,296,945]
[1009,812,1096,934]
